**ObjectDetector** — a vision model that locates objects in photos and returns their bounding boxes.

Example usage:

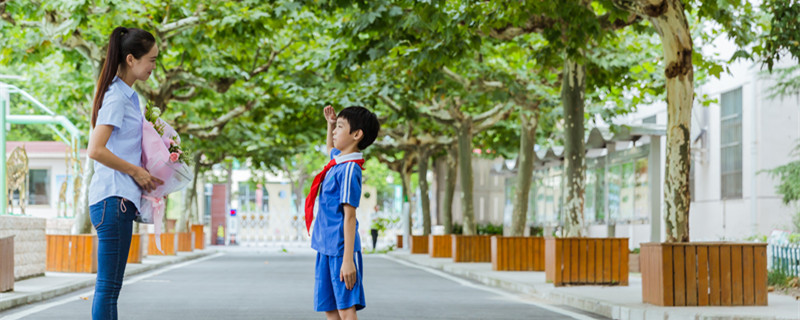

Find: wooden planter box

[191,225,205,250]
[641,242,768,306]
[46,235,97,273]
[1,236,14,292]
[177,232,194,252]
[491,236,545,271]
[452,235,492,263]
[148,233,177,256]
[428,235,452,258]
[545,237,629,286]
[127,234,143,264]
[410,235,429,254]
[396,235,403,249]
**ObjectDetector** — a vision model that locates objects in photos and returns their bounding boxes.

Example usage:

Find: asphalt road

[0,248,601,319]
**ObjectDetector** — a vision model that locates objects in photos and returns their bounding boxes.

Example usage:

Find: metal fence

[769,243,800,277]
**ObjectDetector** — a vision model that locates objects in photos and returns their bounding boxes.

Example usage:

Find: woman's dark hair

[91,27,156,128]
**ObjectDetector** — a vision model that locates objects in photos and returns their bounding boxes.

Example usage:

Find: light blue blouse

[88,77,144,210]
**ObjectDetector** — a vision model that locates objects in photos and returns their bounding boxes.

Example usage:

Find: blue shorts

[314,251,366,312]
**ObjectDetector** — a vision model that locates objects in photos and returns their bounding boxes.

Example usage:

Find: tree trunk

[442,145,458,234]
[611,0,694,243]
[562,58,587,238]
[400,169,413,236]
[418,148,432,235]
[511,107,539,236]
[654,1,693,243]
[71,152,94,234]
[456,122,476,235]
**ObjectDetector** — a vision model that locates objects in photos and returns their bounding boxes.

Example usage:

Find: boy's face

[333,117,361,151]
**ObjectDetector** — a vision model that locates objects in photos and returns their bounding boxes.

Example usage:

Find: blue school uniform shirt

[311,148,363,256]
[88,76,144,210]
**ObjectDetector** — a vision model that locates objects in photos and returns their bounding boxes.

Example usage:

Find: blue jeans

[90,197,136,320]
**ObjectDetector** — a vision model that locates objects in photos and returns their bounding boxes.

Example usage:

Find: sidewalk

[388,251,800,320]
[0,250,213,312]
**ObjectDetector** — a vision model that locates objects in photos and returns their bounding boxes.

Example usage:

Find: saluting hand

[323,105,337,126]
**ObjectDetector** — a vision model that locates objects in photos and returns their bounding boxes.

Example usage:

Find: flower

[168,139,176,146]
[169,152,180,163]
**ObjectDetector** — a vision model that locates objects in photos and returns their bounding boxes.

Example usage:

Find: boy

[305,105,380,320]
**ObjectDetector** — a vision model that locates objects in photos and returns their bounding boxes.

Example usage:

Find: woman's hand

[132,167,164,193]
[323,105,337,126]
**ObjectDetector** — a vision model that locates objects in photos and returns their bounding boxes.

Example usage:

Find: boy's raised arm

[323,105,337,155]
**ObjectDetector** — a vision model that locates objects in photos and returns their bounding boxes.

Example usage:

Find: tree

[1,1,327,233]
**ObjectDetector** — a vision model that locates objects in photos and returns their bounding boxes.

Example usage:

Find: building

[4,141,85,219]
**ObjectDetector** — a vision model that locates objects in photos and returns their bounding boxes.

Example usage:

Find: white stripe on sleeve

[342,162,354,203]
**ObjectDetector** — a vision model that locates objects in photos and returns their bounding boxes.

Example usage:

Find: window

[237,182,257,213]
[204,184,212,220]
[620,162,635,220]
[607,165,622,222]
[28,169,49,205]
[643,115,657,124]
[721,87,743,199]
[583,167,605,223]
[261,186,270,214]
[634,158,649,220]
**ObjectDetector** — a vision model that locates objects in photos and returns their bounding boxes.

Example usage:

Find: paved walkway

[388,251,800,320]
[0,250,213,313]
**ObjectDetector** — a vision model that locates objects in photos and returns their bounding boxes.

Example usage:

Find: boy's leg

[325,311,343,320]
[337,306,357,320]
[330,252,366,312]
[315,253,338,313]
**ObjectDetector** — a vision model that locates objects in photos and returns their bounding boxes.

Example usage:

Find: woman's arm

[88,125,162,192]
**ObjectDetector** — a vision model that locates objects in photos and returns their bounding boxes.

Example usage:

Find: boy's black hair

[337,106,380,151]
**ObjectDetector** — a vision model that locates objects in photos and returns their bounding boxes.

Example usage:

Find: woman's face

[127,45,159,82]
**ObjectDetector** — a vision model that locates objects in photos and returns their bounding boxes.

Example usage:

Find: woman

[87,26,162,320]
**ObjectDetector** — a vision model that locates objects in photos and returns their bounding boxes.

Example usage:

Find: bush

[477,223,503,235]
[450,223,463,235]
[768,268,790,288]
[529,226,544,237]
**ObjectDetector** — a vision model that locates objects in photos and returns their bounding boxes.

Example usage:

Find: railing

[769,243,800,277]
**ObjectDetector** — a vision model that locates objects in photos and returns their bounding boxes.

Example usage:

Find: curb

[0,250,215,312]
[386,252,789,320]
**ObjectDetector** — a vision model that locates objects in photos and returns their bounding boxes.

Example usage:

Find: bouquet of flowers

[139,102,193,252]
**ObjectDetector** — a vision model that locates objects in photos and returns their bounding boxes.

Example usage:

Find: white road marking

[0,253,224,320]
[381,255,600,320]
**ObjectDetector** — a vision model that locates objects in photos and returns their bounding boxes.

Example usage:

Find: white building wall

[619,37,799,241]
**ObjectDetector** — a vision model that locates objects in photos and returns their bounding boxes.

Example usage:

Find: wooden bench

[46,235,97,273]
[177,232,194,252]
[410,235,429,254]
[191,224,205,250]
[452,235,492,263]
[428,235,452,258]
[127,234,143,263]
[148,233,177,255]
[545,237,629,286]
[641,242,768,306]
[491,236,545,271]
[0,236,14,292]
